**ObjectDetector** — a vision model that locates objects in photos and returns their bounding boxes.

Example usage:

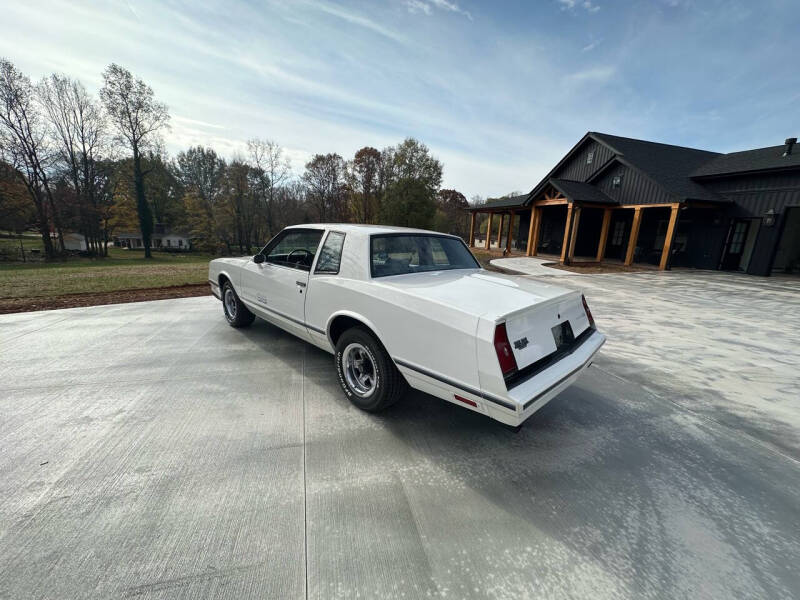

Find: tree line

[0,58,472,259]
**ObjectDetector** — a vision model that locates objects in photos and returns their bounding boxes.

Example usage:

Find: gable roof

[589,133,723,202]
[550,178,617,205]
[691,144,800,177]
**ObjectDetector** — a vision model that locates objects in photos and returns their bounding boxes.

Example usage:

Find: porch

[468,183,684,271]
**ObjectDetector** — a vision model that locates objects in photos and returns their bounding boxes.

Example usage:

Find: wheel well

[218,274,230,289]
[328,315,376,346]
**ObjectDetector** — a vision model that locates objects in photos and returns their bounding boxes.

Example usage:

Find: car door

[241,228,324,340]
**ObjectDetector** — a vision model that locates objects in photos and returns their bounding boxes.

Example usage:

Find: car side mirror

[253,254,265,264]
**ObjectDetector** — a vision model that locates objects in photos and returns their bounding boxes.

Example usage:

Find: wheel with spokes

[335,327,407,411]
[222,281,255,328]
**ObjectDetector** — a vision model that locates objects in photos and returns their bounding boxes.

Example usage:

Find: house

[114,225,192,251]
[62,232,87,252]
[468,133,800,276]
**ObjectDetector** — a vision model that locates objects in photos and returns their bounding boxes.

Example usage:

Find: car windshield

[370,234,480,278]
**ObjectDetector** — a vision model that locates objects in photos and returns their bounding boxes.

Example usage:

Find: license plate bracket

[551,321,575,351]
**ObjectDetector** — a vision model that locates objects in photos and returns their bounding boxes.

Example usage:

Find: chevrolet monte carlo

[208,224,605,427]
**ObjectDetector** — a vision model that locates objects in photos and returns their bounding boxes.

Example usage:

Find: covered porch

[468,181,683,271]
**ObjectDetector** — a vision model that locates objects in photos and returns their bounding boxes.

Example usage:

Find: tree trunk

[133,149,153,258]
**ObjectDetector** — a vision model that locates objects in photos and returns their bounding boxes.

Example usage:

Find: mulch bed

[0,284,212,315]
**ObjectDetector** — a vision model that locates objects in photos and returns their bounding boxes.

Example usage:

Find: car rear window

[370,234,479,278]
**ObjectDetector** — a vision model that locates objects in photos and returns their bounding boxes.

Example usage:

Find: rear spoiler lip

[491,290,582,324]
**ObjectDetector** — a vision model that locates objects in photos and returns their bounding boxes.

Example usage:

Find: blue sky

[2,0,798,197]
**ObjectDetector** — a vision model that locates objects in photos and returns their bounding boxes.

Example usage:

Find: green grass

[0,245,213,299]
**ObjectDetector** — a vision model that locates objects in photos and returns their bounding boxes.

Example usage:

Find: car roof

[284,223,456,237]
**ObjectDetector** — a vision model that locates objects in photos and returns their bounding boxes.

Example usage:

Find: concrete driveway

[1,271,799,599]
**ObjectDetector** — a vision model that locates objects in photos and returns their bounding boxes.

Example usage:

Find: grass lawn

[0,245,213,299]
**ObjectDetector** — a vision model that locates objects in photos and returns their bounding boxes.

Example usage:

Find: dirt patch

[0,284,212,315]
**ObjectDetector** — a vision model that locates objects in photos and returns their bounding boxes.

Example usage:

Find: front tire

[335,327,407,412]
[222,282,255,328]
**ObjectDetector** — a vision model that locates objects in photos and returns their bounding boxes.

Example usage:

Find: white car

[208,224,605,427]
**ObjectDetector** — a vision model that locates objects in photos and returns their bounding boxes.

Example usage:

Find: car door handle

[296,281,307,288]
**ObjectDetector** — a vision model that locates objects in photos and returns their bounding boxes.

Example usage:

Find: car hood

[372,269,578,321]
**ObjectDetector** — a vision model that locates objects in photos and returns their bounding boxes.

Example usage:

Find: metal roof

[468,194,528,211]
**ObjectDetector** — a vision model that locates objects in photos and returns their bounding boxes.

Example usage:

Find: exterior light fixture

[763,208,777,227]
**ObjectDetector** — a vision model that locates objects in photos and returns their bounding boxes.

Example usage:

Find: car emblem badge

[513,337,529,350]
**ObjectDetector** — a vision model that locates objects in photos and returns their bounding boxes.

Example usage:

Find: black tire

[222,281,255,328]
[335,327,407,412]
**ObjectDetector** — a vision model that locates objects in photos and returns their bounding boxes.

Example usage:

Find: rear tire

[222,282,255,328]
[335,327,407,412]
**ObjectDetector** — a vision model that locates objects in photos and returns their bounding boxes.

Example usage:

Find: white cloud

[558,0,600,13]
[405,0,473,20]
[582,38,603,52]
[405,0,432,15]
[565,65,616,83]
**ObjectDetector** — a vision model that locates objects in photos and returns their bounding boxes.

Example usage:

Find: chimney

[784,137,797,157]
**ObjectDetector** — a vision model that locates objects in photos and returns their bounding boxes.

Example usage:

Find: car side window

[265,229,324,271]
[315,231,345,274]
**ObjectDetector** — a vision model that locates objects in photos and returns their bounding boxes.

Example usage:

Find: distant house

[468,132,800,276]
[114,225,193,251]
[62,233,87,251]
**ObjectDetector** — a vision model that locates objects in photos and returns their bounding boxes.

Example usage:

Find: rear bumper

[209,279,221,300]
[499,329,605,425]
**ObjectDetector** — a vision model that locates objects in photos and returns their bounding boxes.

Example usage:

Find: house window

[178,239,183,247]
[612,175,622,189]
[166,239,171,247]
[586,151,594,165]
[611,221,625,246]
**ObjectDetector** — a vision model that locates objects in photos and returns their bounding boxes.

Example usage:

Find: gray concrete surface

[1,271,799,599]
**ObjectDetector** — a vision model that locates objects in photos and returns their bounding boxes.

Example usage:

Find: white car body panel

[209,224,605,426]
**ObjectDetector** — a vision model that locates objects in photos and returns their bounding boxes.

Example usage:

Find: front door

[241,228,324,339]
[721,220,750,270]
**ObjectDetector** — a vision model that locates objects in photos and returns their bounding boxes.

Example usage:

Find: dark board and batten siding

[553,141,615,183]
[594,163,676,205]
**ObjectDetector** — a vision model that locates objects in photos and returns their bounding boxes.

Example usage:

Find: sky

[2,0,799,198]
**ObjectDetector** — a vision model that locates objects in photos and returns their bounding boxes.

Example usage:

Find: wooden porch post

[506,211,515,253]
[526,207,540,256]
[659,204,681,270]
[468,212,476,248]
[567,206,581,262]
[485,212,493,250]
[497,214,505,248]
[596,208,612,262]
[560,203,574,264]
[624,207,643,266]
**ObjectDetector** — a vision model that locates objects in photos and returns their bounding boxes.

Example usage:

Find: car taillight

[493,323,518,377]
[582,294,595,327]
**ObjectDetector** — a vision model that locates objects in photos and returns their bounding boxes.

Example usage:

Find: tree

[174,146,226,251]
[100,64,169,258]
[0,58,64,257]
[435,188,470,238]
[0,161,34,232]
[392,138,442,194]
[380,177,437,229]
[38,73,108,255]
[302,153,347,222]
[349,146,381,223]
[247,138,290,237]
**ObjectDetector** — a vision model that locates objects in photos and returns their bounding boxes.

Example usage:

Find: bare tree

[247,138,290,237]
[100,64,169,258]
[302,153,347,223]
[38,74,107,254]
[0,58,63,257]
[349,146,381,223]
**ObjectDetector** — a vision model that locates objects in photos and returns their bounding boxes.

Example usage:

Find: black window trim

[313,230,346,275]
[259,227,325,272]
[369,232,480,279]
